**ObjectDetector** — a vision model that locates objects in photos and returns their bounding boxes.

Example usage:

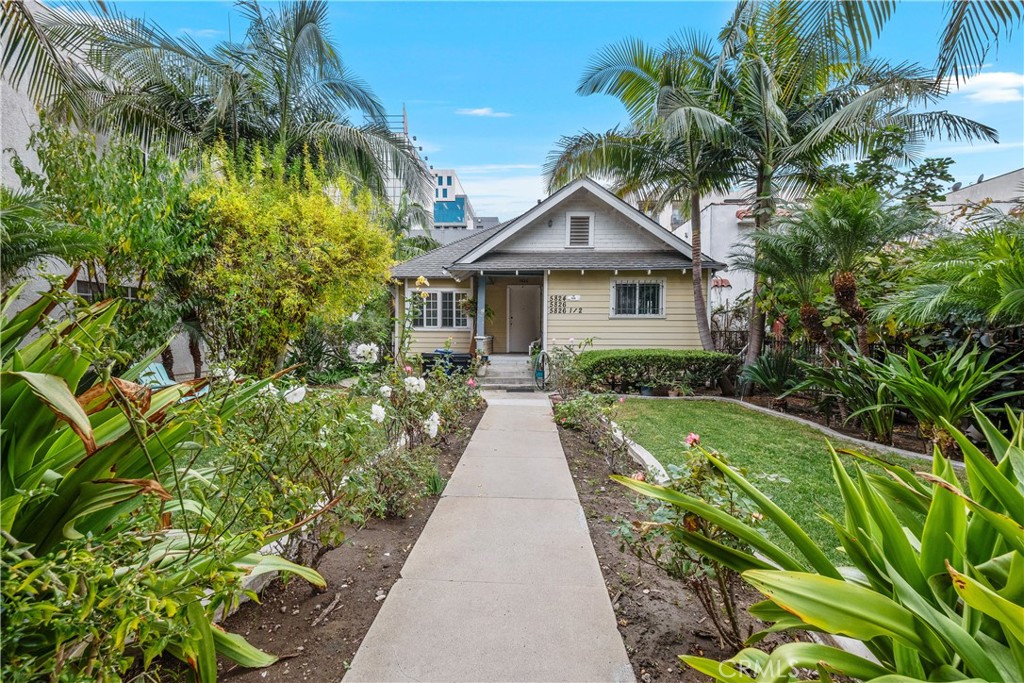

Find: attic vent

[566,212,594,247]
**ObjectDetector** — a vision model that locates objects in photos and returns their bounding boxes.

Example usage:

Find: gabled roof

[391,227,500,279]
[391,177,724,279]
[457,177,704,264]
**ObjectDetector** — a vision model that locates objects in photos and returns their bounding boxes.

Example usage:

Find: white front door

[507,285,541,353]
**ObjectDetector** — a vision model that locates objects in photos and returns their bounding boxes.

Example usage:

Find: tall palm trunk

[743,174,771,377]
[689,191,714,351]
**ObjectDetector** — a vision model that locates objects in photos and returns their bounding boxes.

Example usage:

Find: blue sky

[130,1,1023,218]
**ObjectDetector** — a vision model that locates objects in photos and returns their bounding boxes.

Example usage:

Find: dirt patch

[220,405,485,682]
[558,425,789,683]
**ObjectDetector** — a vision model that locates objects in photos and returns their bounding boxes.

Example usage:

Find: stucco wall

[546,270,702,350]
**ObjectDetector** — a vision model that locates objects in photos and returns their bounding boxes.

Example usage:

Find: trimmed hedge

[576,348,736,389]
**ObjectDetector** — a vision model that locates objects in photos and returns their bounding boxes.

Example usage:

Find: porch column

[475,274,487,354]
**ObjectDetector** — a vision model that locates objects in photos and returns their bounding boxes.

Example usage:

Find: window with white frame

[411,290,469,328]
[565,212,594,247]
[611,279,664,317]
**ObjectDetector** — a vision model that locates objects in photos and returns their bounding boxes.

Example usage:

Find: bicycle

[532,348,551,391]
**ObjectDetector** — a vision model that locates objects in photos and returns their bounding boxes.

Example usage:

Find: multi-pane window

[611,280,663,317]
[76,280,140,302]
[411,290,469,328]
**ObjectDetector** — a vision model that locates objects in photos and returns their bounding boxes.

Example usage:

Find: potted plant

[458,297,494,359]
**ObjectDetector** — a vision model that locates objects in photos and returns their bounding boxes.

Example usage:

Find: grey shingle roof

[391,228,502,278]
[452,251,697,271]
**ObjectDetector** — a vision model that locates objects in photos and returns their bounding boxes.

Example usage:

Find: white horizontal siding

[501,193,671,253]
[398,279,475,354]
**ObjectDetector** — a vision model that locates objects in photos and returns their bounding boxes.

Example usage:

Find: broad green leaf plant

[1,282,324,681]
[614,407,1024,682]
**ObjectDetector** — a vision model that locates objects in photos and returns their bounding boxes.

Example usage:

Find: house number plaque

[548,295,583,315]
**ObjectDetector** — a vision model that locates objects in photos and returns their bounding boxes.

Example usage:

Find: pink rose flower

[685,432,700,447]
[467,378,477,387]
[404,365,413,374]
[618,397,626,403]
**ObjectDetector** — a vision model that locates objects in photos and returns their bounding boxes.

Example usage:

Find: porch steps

[478,355,536,392]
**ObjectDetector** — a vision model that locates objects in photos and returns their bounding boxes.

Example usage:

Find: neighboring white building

[409,168,502,244]
[932,168,1023,223]
[660,192,758,309]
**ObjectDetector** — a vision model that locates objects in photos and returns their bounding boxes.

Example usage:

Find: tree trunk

[832,271,870,354]
[188,331,203,379]
[690,192,714,352]
[161,347,175,380]
[798,302,832,361]
[742,172,771,381]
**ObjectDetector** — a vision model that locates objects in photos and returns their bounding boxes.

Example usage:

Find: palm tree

[657,5,997,367]
[546,33,738,352]
[878,208,1024,329]
[2,0,430,202]
[725,0,1023,84]
[0,186,98,284]
[383,191,439,260]
[779,185,931,353]
[731,223,831,353]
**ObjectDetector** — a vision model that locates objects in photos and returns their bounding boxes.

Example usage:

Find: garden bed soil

[219,404,485,682]
[557,425,789,683]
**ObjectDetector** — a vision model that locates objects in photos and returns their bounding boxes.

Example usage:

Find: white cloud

[455,107,513,118]
[178,28,224,39]
[948,71,1024,103]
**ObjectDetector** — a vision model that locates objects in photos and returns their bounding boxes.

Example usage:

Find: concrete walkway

[344,391,634,683]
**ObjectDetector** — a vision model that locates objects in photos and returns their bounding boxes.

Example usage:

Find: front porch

[476,274,544,355]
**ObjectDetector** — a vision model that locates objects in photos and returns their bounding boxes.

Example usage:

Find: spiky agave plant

[613,406,1024,682]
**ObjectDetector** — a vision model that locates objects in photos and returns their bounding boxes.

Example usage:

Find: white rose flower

[283,386,306,404]
[424,411,440,438]
[211,367,237,382]
[258,382,277,397]
[350,342,380,364]
[403,376,426,394]
[370,403,386,423]
[379,385,393,398]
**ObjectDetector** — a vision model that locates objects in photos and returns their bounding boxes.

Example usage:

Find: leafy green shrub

[553,392,631,472]
[615,407,1024,682]
[739,348,807,410]
[869,342,1022,453]
[576,348,735,391]
[1,284,322,681]
[793,346,896,443]
[615,446,761,650]
[192,143,393,374]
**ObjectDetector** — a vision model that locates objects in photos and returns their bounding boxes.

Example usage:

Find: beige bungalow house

[391,178,724,357]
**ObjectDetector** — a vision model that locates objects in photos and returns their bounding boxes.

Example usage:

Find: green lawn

[612,398,926,563]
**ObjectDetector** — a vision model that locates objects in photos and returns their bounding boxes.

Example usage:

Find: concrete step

[478,380,537,392]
